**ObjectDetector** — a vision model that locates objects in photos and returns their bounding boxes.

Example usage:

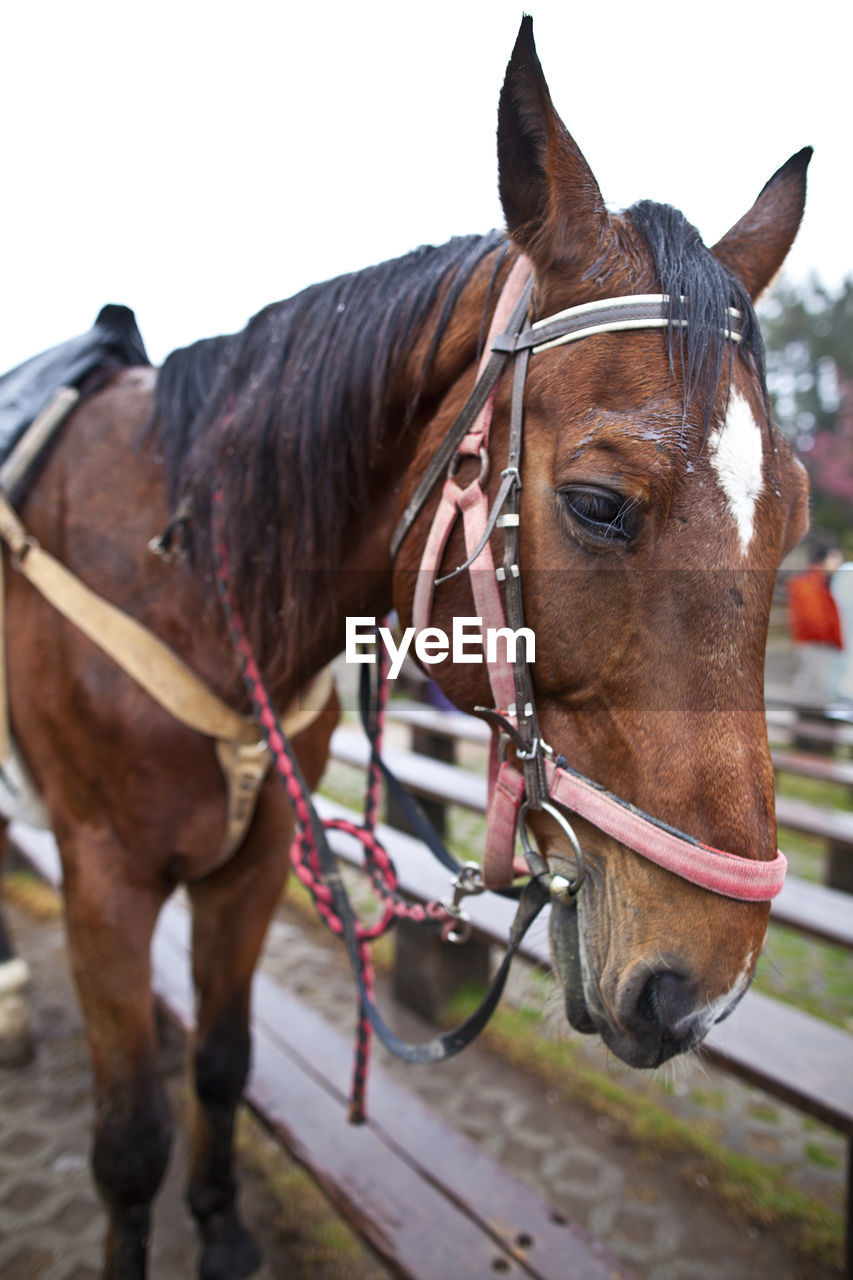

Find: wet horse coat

[1,17,809,1280]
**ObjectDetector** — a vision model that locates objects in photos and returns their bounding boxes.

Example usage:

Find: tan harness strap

[0,388,81,494]
[0,489,261,745]
[213,665,334,864]
[0,481,335,863]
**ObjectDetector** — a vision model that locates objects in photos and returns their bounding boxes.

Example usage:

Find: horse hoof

[0,959,34,1067]
[199,1210,261,1280]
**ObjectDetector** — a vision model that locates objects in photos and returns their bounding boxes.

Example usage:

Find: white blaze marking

[708,390,764,554]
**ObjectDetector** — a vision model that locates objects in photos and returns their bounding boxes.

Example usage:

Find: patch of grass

[318,760,368,811]
[776,772,853,813]
[2,870,62,920]
[444,988,844,1271]
[748,1105,781,1125]
[804,1142,843,1171]
[754,922,853,1029]
[690,1088,727,1112]
[774,829,827,882]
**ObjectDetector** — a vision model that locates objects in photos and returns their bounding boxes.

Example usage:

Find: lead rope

[213,487,448,1119]
[211,482,550,1120]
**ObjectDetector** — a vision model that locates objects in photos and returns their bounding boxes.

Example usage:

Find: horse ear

[497,16,609,273]
[711,148,812,299]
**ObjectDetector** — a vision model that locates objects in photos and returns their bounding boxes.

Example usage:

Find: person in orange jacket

[834,561,853,702]
[787,541,844,702]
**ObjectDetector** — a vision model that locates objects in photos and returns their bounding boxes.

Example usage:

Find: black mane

[154,334,237,474]
[151,232,504,675]
[626,199,766,431]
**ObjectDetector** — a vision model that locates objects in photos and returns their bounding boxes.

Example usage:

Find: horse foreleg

[186,832,289,1280]
[63,833,172,1280]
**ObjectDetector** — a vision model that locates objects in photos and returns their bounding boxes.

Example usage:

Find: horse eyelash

[563,490,642,543]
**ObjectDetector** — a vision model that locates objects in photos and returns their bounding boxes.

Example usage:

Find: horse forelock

[624,200,767,439]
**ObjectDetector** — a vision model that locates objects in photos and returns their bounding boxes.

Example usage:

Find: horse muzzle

[548,890,750,1068]
[589,961,708,1068]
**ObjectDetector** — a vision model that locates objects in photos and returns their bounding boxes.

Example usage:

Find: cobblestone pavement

[0,880,844,1279]
[0,897,389,1280]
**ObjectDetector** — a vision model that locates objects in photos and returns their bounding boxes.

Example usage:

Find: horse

[0,15,810,1279]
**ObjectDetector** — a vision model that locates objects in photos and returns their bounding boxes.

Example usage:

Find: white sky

[2,1,849,369]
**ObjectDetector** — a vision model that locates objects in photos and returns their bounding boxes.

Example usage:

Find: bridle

[211,251,785,1121]
[392,253,787,905]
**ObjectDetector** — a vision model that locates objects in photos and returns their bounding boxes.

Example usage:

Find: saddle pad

[0,304,149,472]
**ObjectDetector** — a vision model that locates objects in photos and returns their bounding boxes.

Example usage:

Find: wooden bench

[771,748,853,791]
[331,723,853,946]
[770,744,853,892]
[764,685,853,725]
[384,695,853,755]
[6,821,627,1280]
[385,699,491,748]
[773,795,853,890]
[315,796,853,1272]
[764,688,853,754]
[771,873,853,949]
[386,701,853,778]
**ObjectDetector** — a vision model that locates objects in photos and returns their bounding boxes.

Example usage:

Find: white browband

[526,294,743,355]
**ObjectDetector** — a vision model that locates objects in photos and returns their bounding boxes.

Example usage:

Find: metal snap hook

[519,800,586,897]
[440,861,486,944]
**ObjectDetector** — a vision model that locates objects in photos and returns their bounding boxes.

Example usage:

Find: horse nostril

[633,969,695,1041]
[654,970,694,1033]
[603,965,706,1067]
[605,965,708,1067]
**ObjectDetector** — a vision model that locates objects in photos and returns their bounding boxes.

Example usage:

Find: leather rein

[392,253,787,905]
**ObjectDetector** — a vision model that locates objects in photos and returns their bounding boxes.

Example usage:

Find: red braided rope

[211,484,453,1120]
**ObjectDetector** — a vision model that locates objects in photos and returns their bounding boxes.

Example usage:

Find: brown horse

[1,15,809,1280]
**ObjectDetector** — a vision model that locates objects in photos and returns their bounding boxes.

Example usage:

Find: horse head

[394,18,810,1069]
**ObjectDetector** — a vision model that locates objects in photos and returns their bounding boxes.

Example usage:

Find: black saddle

[0,304,149,470]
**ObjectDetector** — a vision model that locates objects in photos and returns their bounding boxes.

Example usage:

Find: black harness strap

[390,277,535,562]
[357,663,459,876]
[357,661,524,900]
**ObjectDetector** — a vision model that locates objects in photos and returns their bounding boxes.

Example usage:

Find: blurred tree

[760,277,853,550]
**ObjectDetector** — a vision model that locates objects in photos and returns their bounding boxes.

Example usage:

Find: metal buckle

[440,861,486,944]
[519,800,586,898]
[447,445,489,486]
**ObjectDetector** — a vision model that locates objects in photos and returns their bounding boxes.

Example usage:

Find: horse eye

[560,486,639,544]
